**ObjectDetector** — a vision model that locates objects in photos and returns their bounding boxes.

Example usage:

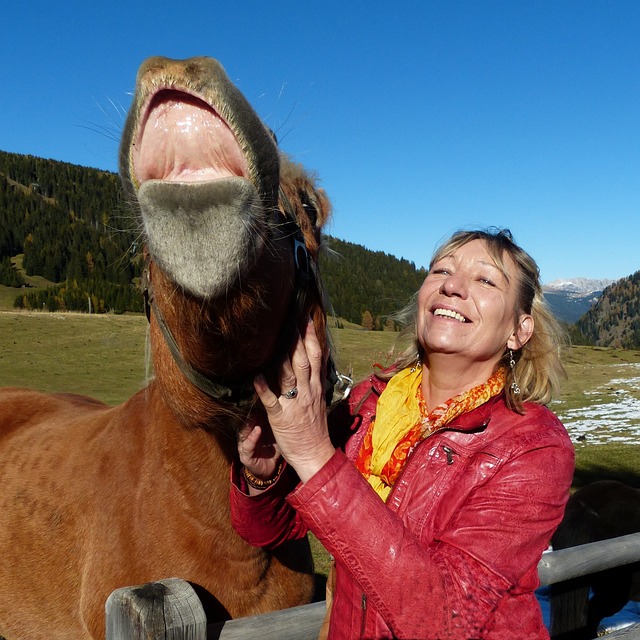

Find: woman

[231,229,575,639]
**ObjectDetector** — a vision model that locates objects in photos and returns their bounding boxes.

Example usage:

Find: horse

[0,56,339,640]
[549,479,640,640]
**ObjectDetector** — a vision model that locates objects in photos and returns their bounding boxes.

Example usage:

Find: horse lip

[132,86,249,186]
[135,88,208,143]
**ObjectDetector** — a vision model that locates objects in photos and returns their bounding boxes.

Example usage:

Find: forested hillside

[0,151,424,326]
[320,237,426,328]
[575,272,640,348]
[0,151,143,313]
[2,150,638,343]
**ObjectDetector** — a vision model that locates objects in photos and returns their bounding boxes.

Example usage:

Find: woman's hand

[238,418,282,482]
[254,319,335,484]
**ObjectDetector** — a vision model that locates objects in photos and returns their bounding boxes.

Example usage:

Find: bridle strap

[147,293,256,405]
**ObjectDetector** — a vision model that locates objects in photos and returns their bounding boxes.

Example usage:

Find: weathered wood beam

[105,578,207,640]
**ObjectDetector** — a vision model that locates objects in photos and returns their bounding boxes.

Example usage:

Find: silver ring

[282,387,298,399]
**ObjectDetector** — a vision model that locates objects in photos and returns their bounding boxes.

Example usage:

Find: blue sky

[2,1,639,284]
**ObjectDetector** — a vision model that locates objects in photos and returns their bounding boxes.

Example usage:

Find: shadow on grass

[573,465,640,489]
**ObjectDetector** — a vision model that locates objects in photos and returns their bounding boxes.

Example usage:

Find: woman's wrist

[242,458,285,491]
[289,443,336,484]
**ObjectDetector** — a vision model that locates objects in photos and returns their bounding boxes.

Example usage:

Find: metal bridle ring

[282,387,298,399]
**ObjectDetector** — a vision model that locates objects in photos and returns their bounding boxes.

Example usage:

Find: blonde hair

[385,229,567,412]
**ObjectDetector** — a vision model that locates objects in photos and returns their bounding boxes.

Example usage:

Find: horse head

[119,56,333,429]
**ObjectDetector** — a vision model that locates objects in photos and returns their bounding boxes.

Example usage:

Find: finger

[238,424,259,466]
[238,422,256,445]
[302,318,325,374]
[289,331,312,386]
[240,422,279,453]
[278,356,298,397]
[254,374,283,416]
[291,320,324,397]
[238,424,262,457]
[243,424,262,449]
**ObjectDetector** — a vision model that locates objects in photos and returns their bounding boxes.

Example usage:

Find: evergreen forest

[1,150,639,346]
[0,150,422,327]
[576,273,640,349]
[0,151,143,314]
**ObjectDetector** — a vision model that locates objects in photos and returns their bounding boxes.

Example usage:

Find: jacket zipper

[392,438,458,495]
[442,444,455,465]
[357,439,460,636]
[360,592,367,637]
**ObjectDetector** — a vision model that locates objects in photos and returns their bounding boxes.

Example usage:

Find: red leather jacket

[230,374,574,639]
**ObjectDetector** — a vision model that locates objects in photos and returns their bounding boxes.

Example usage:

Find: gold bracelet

[242,459,285,490]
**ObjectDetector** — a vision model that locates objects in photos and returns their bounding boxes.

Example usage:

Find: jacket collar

[443,394,501,432]
[365,373,504,434]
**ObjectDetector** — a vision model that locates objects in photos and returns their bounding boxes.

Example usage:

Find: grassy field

[0,311,149,405]
[1,309,639,578]
[1,309,638,480]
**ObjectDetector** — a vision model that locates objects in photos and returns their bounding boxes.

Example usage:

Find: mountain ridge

[540,278,616,324]
[543,278,616,295]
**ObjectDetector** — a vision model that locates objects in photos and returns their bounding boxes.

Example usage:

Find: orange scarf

[355,366,506,501]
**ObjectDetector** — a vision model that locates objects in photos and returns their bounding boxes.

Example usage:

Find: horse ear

[278,157,331,260]
[305,186,330,230]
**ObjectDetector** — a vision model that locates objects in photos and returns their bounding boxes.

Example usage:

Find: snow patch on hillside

[552,363,640,445]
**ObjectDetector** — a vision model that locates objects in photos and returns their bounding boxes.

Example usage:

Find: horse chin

[138,177,268,299]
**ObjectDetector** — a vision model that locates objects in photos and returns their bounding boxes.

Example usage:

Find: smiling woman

[392,228,567,413]
[231,228,575,640]
[415,238,534,407]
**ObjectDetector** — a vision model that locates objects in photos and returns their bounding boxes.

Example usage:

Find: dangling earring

[411,358,422,373]
[508,349,521,395]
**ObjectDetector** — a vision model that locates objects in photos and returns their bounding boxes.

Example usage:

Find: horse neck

[129,383,239,518]
[147,254,296,429]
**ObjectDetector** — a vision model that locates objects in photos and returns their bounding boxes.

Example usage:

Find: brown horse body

[0,57,331,639]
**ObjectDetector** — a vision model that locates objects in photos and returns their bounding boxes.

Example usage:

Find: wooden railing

[106,531,640,640]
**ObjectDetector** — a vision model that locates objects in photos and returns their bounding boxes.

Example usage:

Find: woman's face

[417,239,533,367]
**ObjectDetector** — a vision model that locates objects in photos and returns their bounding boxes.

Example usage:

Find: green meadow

[1,310,639,577]
[1,309,638,480]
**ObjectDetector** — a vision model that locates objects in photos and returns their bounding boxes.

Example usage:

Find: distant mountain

[542,278,616,324]
[544,278,616,295]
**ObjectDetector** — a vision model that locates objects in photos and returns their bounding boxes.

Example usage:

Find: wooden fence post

[105,577,207,640]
